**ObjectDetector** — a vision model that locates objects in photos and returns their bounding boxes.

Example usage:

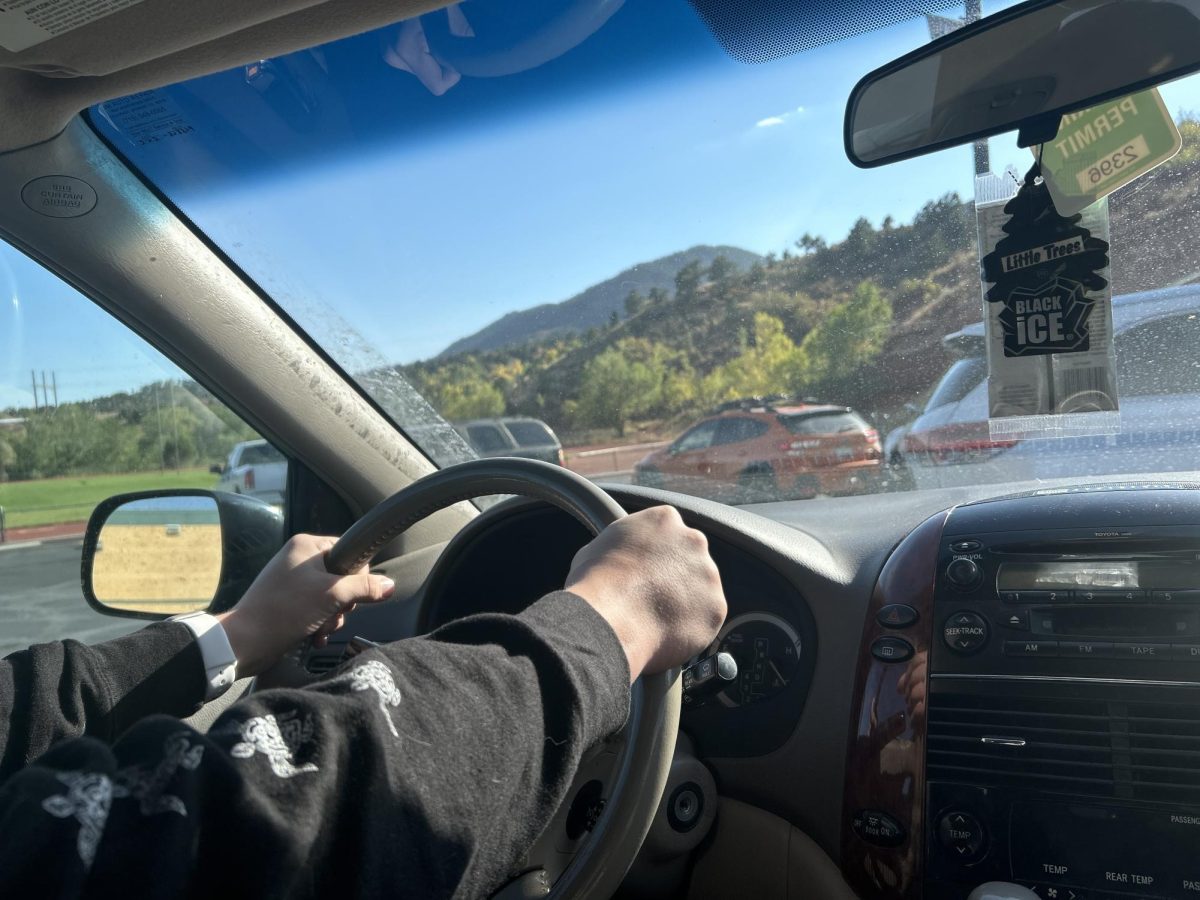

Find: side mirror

[209,463,225,475]
[82,489,284,620]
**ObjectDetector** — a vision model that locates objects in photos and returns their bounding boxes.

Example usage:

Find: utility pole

[41,371,48,411]
[153,383,166,471]
[51,371,58,407]
[30,370,38,412]
[169,381,182,471]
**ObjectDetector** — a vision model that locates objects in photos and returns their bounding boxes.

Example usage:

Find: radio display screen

[999,561,1141,590]
[997,560,1200,592]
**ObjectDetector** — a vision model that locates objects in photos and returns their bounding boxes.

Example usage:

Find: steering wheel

[324,457,680,899]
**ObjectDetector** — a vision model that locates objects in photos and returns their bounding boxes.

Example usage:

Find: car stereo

[922,497,1200,899]
[933,528,1200,671]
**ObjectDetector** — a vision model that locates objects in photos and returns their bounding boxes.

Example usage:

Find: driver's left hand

[215,534,395,677]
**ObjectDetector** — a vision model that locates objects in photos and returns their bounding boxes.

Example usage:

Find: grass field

[0,468,215,529]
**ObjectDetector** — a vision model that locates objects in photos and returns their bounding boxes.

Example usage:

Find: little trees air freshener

[981,162,1109,357]
[975,163,1119,434]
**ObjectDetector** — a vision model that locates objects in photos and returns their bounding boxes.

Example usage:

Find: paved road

[0,539,139,657]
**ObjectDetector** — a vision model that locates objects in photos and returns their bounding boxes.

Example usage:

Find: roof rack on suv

[710,394,835,414]
[712,394,789,413]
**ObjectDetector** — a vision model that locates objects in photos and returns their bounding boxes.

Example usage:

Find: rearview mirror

[846,0,1200,167]
[82,490,284,619]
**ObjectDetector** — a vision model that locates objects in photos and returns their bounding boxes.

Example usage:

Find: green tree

[435,377,506,420]
[708,255,735,284]
[800,281,892,391]
[701,313,806,405]
[673,260,703,304]
[624,290,646,318]
[575,343,661,436]
[796,233,827,254]
[0,437,14,482]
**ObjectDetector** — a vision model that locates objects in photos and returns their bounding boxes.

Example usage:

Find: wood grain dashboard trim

[841,510,948,899]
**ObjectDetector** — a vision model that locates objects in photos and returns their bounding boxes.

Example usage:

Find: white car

[212,439,287,505]
[905,285,1200,489]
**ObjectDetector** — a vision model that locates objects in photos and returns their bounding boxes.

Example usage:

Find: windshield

[86,0,1200,505]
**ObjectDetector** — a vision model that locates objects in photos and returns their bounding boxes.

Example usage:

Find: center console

[844,486,1200,900]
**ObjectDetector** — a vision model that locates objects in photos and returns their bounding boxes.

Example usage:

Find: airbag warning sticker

[0,0,145,53]
[96,91,194,147]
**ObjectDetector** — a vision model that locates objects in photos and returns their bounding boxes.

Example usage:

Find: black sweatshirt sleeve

[0,622,207,783]
[0,591,631,900]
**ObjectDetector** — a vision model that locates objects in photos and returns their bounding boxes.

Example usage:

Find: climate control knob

[945,557,982,590]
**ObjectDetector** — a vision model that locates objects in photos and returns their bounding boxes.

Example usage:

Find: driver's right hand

[565,506,727,682]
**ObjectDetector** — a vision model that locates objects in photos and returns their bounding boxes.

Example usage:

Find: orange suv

[633,400,883,501]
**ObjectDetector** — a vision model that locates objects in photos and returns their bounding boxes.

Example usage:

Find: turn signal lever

[682,651,737,704]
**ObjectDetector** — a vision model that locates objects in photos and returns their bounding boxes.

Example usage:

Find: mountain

[438,245,760,357]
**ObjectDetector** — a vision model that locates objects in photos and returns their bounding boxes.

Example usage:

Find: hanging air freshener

[981,161,1109,357]
[975,162,1120,436]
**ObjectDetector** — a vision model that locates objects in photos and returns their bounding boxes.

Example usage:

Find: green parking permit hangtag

[1035,87,1182,216]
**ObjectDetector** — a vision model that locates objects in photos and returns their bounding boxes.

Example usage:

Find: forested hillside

[403,193,978,437]
[404,117,1200,443]
[440,245,761,357]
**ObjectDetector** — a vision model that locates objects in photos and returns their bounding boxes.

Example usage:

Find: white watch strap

[170,612,239,701]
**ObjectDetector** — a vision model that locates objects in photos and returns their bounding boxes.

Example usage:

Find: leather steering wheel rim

[326,457,680,900]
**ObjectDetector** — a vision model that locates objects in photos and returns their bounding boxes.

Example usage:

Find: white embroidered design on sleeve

[115,732,205,816]
[41,772,116,869]
[228,712,318,778]
[330,659,402,737]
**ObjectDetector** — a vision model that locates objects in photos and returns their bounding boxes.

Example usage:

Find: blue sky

[6,0,1200,411]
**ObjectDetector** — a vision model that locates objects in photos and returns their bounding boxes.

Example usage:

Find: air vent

[928,692,1200,802]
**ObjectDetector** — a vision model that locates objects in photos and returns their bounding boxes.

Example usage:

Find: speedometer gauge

[715,613,802,708]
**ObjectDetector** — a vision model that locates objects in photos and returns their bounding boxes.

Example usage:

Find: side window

[673,420,719,452]
[1117,315,1200,396]
[465,424,510,453]
[715,417,768,445]
[0,241,285,656]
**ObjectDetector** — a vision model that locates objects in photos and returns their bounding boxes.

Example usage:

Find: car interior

[6,1,1200,898]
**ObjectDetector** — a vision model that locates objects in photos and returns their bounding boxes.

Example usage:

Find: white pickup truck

[212,439,286,506]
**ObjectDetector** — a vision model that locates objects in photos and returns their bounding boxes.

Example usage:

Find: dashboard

[313,478,1200,900]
